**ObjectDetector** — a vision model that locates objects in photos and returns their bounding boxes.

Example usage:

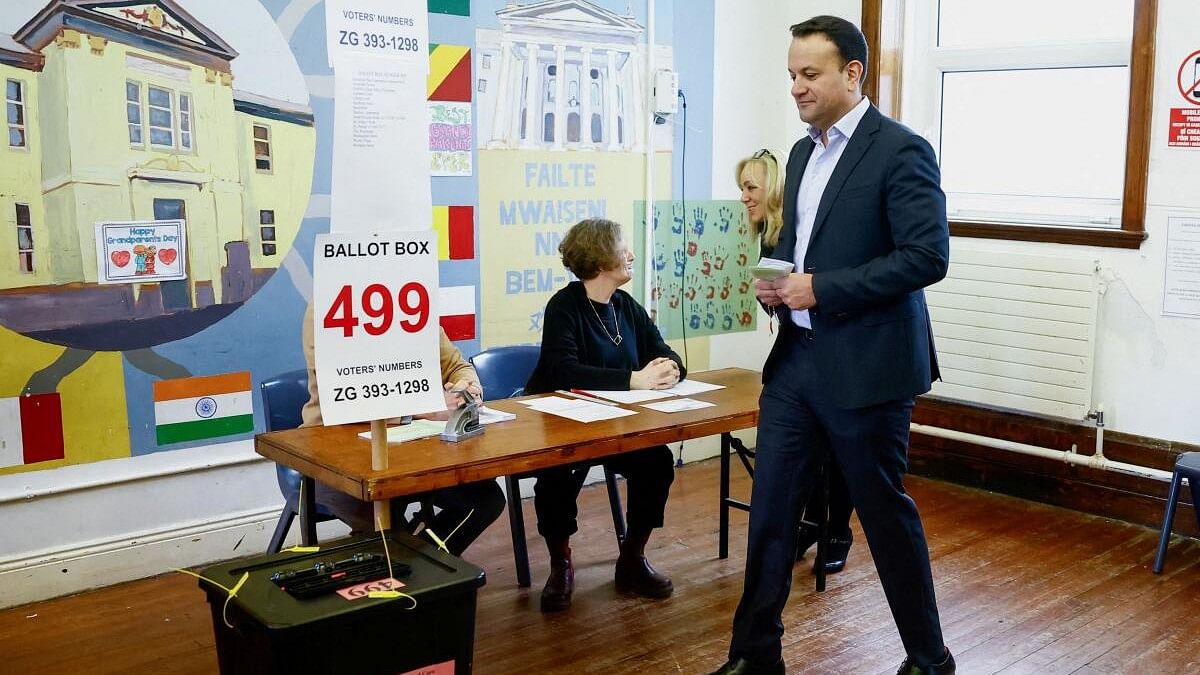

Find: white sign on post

[312,230,444,425]
[325,0,432,234]
[324,0,428,69]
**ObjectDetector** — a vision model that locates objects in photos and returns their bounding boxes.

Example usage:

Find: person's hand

[754,278,783,307]
[443,379,482,408]
[776,272,817,310]
[631,357,680,390]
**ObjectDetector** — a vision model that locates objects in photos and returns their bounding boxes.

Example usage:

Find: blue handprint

[692,207,708,237]
[721,302,734,330]
[671,203,684,235]
[654,252,667,272]
[703,301,717,329]
[673,249,686,278]
[689,314,701,330]
[717,206,734,233]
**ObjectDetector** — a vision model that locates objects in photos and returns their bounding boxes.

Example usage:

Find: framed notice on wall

[95,220,187,284]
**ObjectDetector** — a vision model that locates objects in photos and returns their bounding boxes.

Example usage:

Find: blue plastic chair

[260,369,338,554]
[470,345,627,588]
[1153,451,1200,574]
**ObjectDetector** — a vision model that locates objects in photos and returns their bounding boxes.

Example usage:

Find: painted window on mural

[7,79,26,149]
[15,203,33,273]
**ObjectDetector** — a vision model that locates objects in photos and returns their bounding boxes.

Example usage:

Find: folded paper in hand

[750,257,794,281]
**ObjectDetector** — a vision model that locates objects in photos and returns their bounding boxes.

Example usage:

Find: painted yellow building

[0,0,313,324]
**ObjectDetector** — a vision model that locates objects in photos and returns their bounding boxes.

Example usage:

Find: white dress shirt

[791,96,871,329]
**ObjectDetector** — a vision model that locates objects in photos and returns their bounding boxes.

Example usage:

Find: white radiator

[925,247,1100,420]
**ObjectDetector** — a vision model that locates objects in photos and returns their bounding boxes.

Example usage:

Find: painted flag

[439,285,476,341]
[428,0,469,16]
[153,372,253,445]
[0,393,65,468]
[428,44,471,102]
[432,205,474,260]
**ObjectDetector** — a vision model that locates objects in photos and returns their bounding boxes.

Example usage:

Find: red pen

[557,389,620,407]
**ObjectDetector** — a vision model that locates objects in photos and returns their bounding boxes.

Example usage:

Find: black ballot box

[198,531,485,675]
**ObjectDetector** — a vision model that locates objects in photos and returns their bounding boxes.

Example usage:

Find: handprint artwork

[635,200,755,338]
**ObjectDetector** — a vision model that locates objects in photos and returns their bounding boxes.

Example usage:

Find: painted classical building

[475,0,672,152]
[0,0,313,342]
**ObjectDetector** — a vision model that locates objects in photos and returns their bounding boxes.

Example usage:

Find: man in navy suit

[710,16,955,675]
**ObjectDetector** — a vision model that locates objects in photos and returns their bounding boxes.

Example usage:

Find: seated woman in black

[525,217,685,613]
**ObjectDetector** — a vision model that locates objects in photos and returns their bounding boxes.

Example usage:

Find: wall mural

[476,0,675,347]
[637,199,757,339]
[0,0,717,474]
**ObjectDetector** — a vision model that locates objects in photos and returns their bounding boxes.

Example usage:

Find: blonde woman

[736,148,785,258]
[737,148,856,575]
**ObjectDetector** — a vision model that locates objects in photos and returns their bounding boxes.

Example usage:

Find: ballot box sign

[313,231,443,425]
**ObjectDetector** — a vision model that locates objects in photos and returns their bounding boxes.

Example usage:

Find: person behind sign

[738,148,857,575]
[523,217,685,613]
[711,16,953,675]
[299,304,505,556]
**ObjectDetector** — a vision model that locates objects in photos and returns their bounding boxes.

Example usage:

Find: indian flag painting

[154,372,254,445]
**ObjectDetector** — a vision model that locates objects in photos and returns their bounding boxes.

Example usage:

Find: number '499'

[323,283,430,337]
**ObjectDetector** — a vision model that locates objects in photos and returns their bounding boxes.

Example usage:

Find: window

[7,79,26,149]
[260,209,276,256]
[126,81,143,145]
[253,124,272,172]
[179,93,192,150]
[147,85,175,148]
[15,204,33,273]
[128,81,194,152]
[863,0,1155,248]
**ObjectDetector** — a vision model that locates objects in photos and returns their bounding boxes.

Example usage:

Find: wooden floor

[2,458,1199,674]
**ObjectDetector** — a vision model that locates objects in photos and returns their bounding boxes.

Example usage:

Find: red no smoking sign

[1170,50,1200,147]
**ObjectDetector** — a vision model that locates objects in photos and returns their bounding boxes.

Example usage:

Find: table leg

[506,475,532,588]
[720,432,731,559]
[299,474,317,546]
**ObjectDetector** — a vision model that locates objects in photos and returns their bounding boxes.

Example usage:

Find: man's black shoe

[708,657,785,675]
[896,648,955,674]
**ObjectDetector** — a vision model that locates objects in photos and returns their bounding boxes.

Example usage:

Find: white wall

[907,0,1200,445]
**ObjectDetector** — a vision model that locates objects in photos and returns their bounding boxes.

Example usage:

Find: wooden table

[255,367,762,582]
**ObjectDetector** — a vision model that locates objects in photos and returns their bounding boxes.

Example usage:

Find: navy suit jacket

[763,104,949,409]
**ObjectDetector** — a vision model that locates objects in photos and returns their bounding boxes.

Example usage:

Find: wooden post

[370,418,390,530]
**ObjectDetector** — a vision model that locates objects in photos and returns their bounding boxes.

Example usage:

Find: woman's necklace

[589,299,623,346]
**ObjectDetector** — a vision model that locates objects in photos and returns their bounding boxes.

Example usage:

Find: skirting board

[0,508,349,610]
[909,396,1200,539]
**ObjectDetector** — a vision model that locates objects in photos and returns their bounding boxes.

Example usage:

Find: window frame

[178,92,192,151]
[129,80,195,153]
[146,84,176,150]
[7,78,28,150]
[260,209,276,256]
[253,123,273,173]
[126,79,145,147]
[15,203,33,273]
[861,0,1156,249]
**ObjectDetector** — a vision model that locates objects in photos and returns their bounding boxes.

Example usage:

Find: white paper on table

[357,419,444,443]
[477,405,516,424]
[641,398,717,413]
[577,388,675,404]
[662,379,726,396]
[330,55,431,233]
[524,397,636,423]
[517,396,572,408]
